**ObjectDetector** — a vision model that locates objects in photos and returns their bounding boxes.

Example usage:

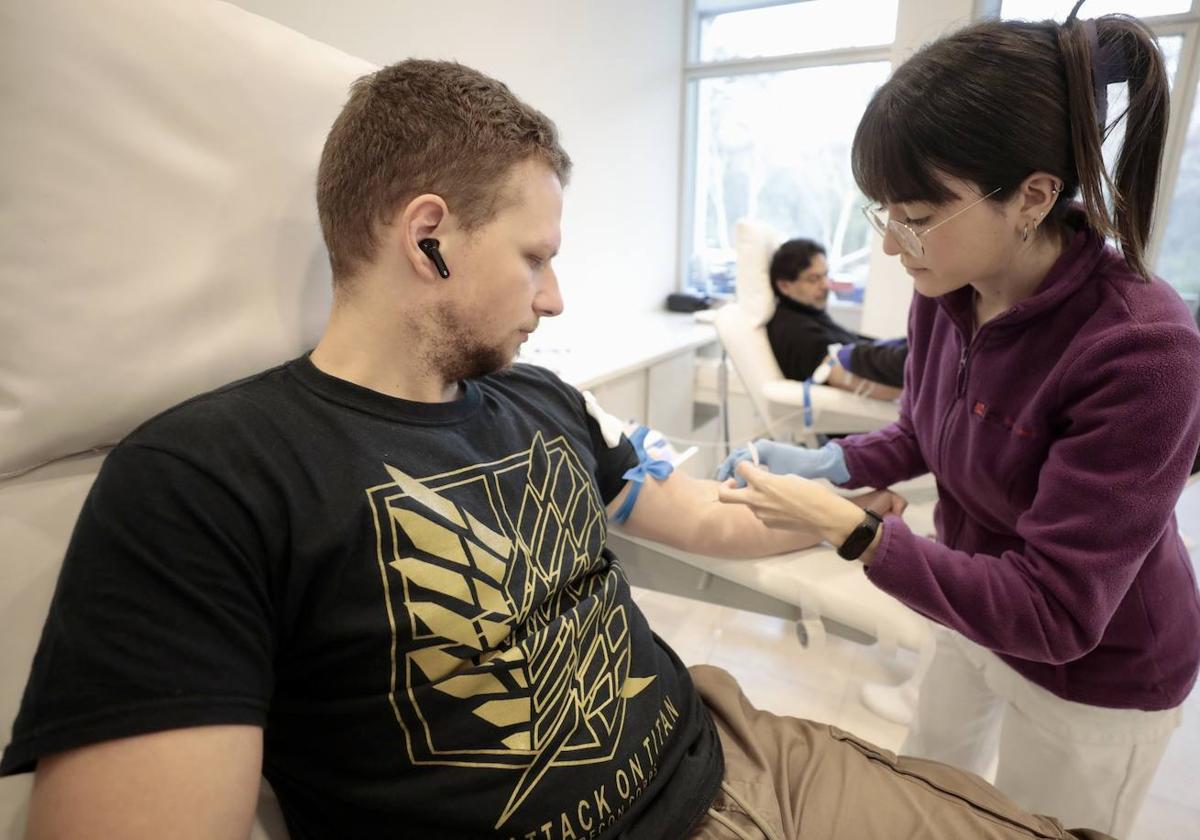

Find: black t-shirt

[1,357,722,840]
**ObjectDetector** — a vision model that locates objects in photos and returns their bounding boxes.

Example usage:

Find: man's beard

[421,301,514,383]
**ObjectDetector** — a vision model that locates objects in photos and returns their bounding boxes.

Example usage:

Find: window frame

[677,0,896,298]
[678,0,1200,293]
[1145,6,1200,272]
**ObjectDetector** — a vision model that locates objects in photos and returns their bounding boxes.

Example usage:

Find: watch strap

[837,508,885,561]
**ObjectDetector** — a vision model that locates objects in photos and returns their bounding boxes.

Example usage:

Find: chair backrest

[733,219,783,328]
[716,219,902,443]
[710,220,791,437]
[0,1,374,835]
[713,303,789,439]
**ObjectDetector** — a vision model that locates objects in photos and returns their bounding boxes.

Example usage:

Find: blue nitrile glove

[715,439,850,487]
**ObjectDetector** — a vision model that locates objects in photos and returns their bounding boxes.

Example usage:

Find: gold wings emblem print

[368,431,656,828]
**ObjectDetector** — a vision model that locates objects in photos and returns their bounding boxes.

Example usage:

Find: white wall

[230,0,994,342]
[227,0,686,338]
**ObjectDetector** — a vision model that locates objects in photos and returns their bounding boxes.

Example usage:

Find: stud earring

[1022,223,1030,242]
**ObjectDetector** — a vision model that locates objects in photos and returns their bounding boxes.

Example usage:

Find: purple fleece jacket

[839,218,1200,710]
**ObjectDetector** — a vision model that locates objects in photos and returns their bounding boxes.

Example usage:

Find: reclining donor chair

[697,220,900,449]
[0,0,381,834]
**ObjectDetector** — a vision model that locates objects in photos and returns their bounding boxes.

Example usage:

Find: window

[683,1,898,299]
[680,2,1200,303]
[1157,70,1200,300]
[689,63,890,297]
[1001,0,1192,19]
[699,0,897,62]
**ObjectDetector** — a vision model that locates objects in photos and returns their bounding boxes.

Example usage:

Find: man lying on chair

[1,60,1115,840]
[767,238,907,401]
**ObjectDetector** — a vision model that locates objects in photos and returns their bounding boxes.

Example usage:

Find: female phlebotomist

[717,8,1200,837]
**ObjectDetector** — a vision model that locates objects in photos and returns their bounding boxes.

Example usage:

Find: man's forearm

[827,365,902,402]
[644,476,821,558]
[696,495,823,557]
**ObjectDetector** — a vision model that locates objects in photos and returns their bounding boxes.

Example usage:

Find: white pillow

[733,219,783,328]
[0,0,375,477]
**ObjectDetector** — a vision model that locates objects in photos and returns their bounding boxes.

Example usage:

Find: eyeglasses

[862,187,1001,258]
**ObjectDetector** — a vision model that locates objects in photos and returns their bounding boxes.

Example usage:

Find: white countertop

[519,308,717,389]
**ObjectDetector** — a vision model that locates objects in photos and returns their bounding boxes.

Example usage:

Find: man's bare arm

[825,364,902,402]
[26,725,262,840]
[607,468,821,558]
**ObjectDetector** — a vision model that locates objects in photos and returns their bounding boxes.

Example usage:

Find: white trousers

[902,627,1182,837]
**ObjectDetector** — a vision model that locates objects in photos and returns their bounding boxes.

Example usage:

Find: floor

[629,480,1200,840]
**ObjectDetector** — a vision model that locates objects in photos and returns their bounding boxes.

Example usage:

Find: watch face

[837,528,870,560]
[838,512,882,560]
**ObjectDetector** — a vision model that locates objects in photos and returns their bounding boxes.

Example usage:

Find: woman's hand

[717,462,904,562]
[715,440,850,487]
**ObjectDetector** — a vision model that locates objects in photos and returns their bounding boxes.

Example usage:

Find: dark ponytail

[1058,7,1170,278]
[851,8,1171,279]
[1057,17,1115,245]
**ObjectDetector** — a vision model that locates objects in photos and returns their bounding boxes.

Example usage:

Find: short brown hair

[317,60,572,281]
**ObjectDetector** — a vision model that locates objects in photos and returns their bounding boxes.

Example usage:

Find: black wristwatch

[837,509,885,561]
